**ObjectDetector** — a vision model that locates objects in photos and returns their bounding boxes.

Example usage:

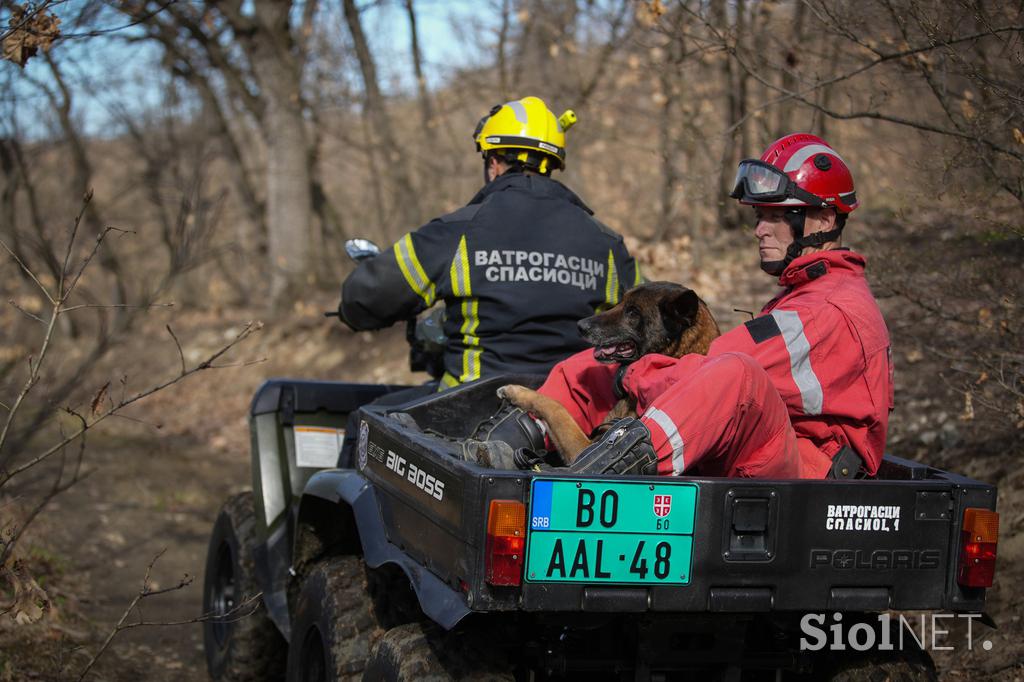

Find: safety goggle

[730,159,828,208]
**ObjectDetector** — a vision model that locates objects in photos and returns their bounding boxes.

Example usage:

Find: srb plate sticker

[526,479,697,585]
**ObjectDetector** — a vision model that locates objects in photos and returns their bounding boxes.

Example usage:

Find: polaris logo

[809,548,941,570]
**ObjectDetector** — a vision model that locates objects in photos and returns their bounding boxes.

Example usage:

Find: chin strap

[761,208,844,276]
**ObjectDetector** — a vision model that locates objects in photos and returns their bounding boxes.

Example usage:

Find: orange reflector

[486,500,526,587]
[962,508,999,543]
[487,499,526,537]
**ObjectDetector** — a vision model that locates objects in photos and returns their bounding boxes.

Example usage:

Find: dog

[498,281,720,463]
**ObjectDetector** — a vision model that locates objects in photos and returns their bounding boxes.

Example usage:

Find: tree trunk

[342,0,420,229]
[246,1,313,305]
[404,0,434,131]
[776,0,806,137]
[713,0,744,230]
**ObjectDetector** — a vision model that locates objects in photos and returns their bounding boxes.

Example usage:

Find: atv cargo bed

[340,375,995,623]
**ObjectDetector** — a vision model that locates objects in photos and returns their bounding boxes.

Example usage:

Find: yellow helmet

[473,96,578,174]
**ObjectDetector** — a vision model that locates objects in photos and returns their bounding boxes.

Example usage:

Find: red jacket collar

[778,249,866,287]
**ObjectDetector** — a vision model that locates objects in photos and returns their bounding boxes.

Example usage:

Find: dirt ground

[3,223,1022,680]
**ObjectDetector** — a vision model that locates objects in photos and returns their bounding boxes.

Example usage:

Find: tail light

[957,508,999,588]
[485,499,526,586]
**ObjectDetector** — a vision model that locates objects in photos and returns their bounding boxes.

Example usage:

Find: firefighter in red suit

[537,133,893,478]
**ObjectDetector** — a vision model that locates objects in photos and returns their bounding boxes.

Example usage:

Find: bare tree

[125,0,319,306]
[342,0,421,229]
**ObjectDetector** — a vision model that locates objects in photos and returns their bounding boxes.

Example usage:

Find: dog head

[577,281,704,364]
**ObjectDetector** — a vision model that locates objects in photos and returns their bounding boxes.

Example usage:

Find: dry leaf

[2,4,61,68]
[91,381,110,416]
[1014,128,1024,146]
[959,391,974,422]
[636,0,666,27]
[3,561,50,626]
[977,307,993,328]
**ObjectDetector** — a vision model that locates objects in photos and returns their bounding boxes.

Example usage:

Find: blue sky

[1,0,485,138]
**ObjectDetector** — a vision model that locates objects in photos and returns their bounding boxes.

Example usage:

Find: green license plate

[525,478,698,585]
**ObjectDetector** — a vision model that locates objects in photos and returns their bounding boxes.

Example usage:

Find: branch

[7,298,46,324]
[0,321,263,487]
[0,238,54,304]
[64,225,134,303]
[76,549,264,681]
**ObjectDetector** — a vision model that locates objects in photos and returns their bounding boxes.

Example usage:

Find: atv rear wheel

[286,556,387,682]
[203,492,286,680]
[362,622,514,681]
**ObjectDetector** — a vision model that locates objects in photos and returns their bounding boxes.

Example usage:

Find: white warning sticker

[294,426,345,469]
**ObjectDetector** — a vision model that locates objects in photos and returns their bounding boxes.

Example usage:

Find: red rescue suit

[538,250,894,478]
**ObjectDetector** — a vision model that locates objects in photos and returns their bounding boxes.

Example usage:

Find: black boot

[462,402,547,469]
[569,418,658,475]
[468,402,547,452]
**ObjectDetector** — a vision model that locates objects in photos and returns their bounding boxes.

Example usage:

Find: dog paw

[498,384,527,404]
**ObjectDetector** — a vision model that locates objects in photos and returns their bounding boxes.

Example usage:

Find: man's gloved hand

[569,418,658,475]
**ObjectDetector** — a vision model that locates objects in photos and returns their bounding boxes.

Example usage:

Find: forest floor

[2,216,1022,680]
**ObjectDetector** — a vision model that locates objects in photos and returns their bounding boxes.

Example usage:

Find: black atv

[202,244,999,681]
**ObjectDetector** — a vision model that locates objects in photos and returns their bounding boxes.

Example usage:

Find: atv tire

[203,492,286,680]
[362,622,514,681]
[286,556,387,681]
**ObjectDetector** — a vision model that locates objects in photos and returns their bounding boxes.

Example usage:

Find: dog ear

[660,288,699,337]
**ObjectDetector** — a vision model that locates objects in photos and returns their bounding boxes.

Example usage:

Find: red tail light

[958,508,999,588]
[485,500,526,586]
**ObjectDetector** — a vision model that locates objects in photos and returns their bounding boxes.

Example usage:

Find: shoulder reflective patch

[745,315,782,343]
[770,309,824,416]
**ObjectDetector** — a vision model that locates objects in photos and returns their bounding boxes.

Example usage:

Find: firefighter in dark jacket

[339,96,640,388]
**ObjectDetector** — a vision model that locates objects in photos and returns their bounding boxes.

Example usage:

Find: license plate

[525,478,698,585]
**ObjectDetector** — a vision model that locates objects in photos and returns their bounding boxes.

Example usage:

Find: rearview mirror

[345,238,381,262]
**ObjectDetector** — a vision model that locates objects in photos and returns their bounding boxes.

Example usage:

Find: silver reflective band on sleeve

[770,309,824,415]
[643,406,685,474]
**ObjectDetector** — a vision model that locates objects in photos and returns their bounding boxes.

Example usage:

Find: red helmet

[731,133,859,213]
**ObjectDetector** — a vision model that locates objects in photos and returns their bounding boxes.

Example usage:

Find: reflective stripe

[770,309,824,415]
[450,235,472,296]
[447,234,480,382]
[782,144,847,172]
[460,298,481,383]
[604,249,620,307]
[643,406,685,474]
[507,100,529,128]
[394,234,436,305]
[633,262,643,287]
[440,372,460,390]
